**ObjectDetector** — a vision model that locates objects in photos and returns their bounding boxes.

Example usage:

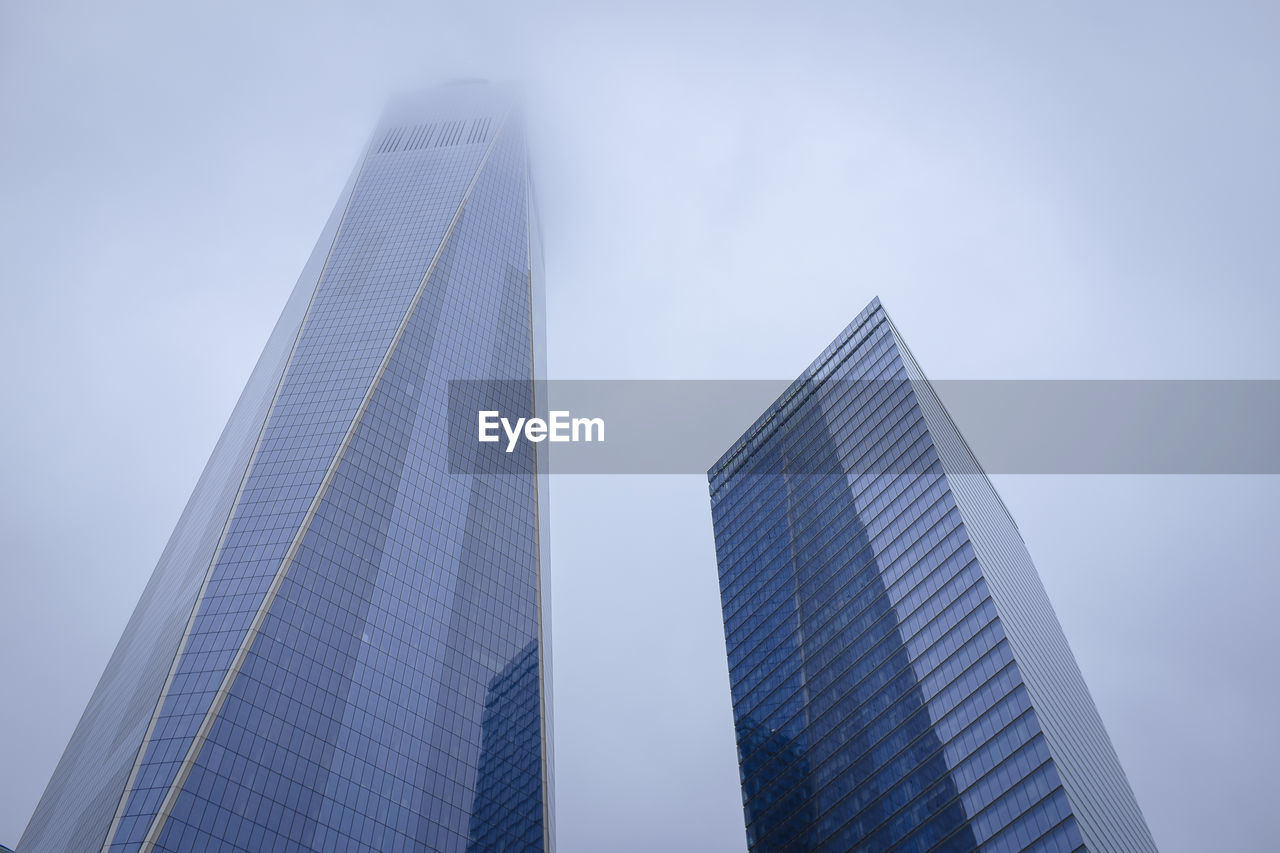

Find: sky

[2,1,1278,850]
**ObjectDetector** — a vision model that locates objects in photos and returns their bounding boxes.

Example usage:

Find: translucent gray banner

[446,380,1280,475]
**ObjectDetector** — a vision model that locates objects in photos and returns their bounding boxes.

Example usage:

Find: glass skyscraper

[708,298,1156,852]
[20,83,553,853]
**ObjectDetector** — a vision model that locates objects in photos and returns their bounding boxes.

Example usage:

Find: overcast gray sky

[2,1,1278,850]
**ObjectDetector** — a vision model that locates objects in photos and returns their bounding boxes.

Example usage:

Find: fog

[2,2,1278,850]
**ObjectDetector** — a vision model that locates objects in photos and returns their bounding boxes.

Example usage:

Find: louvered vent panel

[376,117,495,155]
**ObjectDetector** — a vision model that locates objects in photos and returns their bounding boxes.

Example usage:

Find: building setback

[708,298,1156,852]
[20,83,553,853]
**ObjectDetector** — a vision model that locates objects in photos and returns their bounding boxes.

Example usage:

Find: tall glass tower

[708,298,1155,852]
[20,83,553,853]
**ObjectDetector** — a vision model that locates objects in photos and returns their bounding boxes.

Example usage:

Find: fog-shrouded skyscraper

[20,82,554,853]
[708,298,1156,852]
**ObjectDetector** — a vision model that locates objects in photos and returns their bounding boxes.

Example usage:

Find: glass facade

[20,83,553,853]
[708,298,1156,852]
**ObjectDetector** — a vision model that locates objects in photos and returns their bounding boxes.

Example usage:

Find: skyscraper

[20,83,553,853]
[708,298,1156,852]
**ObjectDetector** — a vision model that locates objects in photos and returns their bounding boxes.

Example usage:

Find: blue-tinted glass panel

[709,298,1153,852]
